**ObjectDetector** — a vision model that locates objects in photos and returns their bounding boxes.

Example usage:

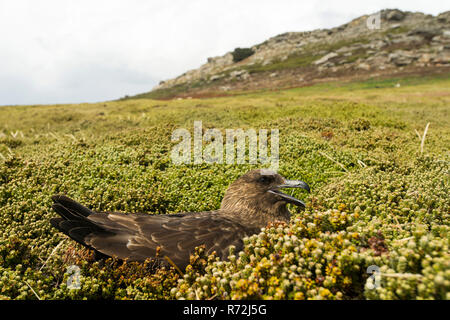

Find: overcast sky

[0,0,448,106]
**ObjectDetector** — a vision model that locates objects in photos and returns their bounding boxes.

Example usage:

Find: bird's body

[50,169,309,269]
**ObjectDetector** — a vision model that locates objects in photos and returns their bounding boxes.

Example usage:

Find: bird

[50,169,310,270]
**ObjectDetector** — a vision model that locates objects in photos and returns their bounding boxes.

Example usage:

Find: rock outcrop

[140,9,450,99]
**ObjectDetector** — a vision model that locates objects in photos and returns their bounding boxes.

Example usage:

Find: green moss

[382,26,410,37]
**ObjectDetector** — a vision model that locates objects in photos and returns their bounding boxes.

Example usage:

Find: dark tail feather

[49,217,66,232]
[51,194,94,218]
[50,195,110,257]
[51,203,77,221]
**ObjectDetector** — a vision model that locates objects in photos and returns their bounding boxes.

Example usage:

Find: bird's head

[220,169,310,225]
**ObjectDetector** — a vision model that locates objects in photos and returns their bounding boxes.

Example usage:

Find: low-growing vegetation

[0,75,448,299]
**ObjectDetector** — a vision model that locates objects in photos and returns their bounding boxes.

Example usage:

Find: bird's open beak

[268,180,310,208]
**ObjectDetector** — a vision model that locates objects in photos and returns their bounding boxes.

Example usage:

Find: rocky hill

[132,9,450,99]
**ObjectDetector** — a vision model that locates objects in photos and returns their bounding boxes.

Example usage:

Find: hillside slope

[130,9,450,100]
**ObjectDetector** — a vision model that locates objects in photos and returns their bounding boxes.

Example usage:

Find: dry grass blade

[319,151,348,172]
[357,159,367,168]
[393,236,414,243]
[39,241,65,271]
[414,129,422,140]
[24,280,42,300]
[420,122,430,154]
[164,255,184,276]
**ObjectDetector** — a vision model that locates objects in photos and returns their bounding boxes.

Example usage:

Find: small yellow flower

[294,292,305,300]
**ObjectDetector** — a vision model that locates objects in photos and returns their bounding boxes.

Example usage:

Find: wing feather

[50,195,260,269]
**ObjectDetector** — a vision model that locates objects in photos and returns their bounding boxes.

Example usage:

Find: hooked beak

[268,179,310,208]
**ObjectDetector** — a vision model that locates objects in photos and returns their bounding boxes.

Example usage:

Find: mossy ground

[0,74,449,299]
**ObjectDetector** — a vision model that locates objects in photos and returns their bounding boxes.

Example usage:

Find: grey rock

[434,52,450,64]
[408,28,441,41]
[386,10,405,21]
[314,52,338,65]
[389,23,402,29]
[229,70,250,80]
[210,74,224,81]
[357,63,371,71]
[422,53,433,62]
[389,50,419,66]
[437,11,450,23]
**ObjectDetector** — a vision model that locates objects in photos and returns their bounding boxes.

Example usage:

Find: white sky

[0,0,448,106]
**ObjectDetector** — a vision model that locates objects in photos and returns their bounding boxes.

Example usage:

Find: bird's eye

[258,176,272,184]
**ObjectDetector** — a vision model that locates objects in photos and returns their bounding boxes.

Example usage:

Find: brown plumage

[50,169,310,269]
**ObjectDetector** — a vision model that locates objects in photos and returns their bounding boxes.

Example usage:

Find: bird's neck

[220,197,291,228]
